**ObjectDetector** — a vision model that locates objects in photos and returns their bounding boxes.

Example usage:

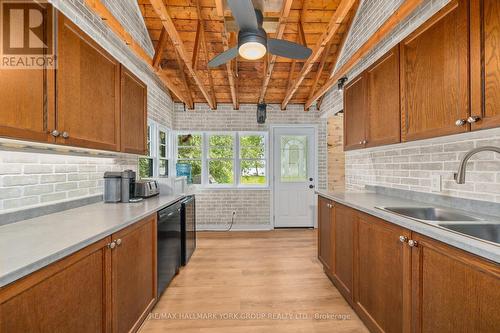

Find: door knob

[467,116,481,124]
[455,119,467,126]
[309,185,314,189]
[408,240,418,247]
[51,130,60,137]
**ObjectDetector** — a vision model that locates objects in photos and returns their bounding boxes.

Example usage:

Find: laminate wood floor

[139,229,368,333]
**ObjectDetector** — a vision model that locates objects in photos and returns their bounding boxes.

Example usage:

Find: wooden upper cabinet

[0,68,55,143]
[411,233,500,333]
[318,196,333,273]
[355,213,411,333]
[0,238,112,333]
[366,47,401,147]
[470,0,500,130]
[400,0,470,141]
[120,66,147,155]
[112,215,157,333]
[344,74,367,150]
[331,204,354,302]
[57,13,121,151]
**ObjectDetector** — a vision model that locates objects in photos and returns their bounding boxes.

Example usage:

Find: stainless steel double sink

[377,206,500,245]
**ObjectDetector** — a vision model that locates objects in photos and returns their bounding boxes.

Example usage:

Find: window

[240,134,266,185]
[138,121,172,179]
[208,134,234,185]
[280,135,308,182]
[176,133,202,184]
[174,131,268,188]
[158,127,169,177]
[138,123,154,179]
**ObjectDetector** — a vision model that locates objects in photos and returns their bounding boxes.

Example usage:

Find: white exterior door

[273,127,316,228]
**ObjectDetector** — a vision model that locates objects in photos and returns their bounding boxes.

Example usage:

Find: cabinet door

[355,213,411,333]
[331,203,354,301]
[318,196,333,273]
[344,74,367,150]
[411,233,500,333]
[57,13,120,151]
[112,215,157,333]
[470,0,500,130]
[121,66,147,154]
[366,47,401,147]
[400,0,469,141]
[0,68,55,143]
[0,238,111,333]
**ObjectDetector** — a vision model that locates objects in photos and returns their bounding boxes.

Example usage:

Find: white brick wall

[174,103,328,227]
[346,128,500,202]
[0,150,137,211]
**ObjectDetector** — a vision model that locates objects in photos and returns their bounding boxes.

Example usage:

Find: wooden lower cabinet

[317,196,500,333]
[0,237,112,333]
[112,215,157,333]
[355,213,411,333]
[318,196,333,272]
[331,204,355,301]
[411,233,500,333]
[0,214,157,333]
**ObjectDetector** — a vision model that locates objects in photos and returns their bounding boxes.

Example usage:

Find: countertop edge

[316,190,500,264]
[0,195,186,288]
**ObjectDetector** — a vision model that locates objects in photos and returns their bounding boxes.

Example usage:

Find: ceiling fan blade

[208,47,238,68]
[227,0,258,31]
[268,38,312,60]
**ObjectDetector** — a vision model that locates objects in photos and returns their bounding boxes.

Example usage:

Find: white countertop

[0,194,185,288]
[316,190,500,264]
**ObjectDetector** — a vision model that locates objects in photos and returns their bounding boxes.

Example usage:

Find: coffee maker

[121,170,142,203]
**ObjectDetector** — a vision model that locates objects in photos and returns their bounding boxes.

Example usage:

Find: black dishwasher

[157,200,182,297]
[181,195,196,266]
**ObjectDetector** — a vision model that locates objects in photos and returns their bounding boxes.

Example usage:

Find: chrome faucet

[454,146,500,184]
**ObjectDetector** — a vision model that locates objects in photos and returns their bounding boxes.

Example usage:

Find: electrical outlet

[431,174,442,192]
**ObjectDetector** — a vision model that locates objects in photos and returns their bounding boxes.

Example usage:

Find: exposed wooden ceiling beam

[215,0,238,109]
[191,21,201,69]
[258,0,294,103]
[286,21,307,94]
[152,27,168,69]
[307,42,332,106]
[195,0,217,108]
[148,0,215,109]
[305,0,424,109]
[281,0,358,109]
[174,49,195,109]
[84,0,193,106]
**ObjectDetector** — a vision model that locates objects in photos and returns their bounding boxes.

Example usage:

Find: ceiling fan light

[239,41,267,60]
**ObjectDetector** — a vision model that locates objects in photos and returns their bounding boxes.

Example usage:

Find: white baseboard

[197,224,273,231]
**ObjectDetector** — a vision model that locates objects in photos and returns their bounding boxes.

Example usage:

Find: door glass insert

[280,135,308,182]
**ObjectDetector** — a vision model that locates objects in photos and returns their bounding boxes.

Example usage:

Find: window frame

[173,131,269,189]
[157,124,170,178]
[138,120,157,179]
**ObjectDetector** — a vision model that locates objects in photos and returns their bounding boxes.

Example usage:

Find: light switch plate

[431,174,442,192]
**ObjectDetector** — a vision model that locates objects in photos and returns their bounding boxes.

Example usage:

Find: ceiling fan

[208,0,312,68]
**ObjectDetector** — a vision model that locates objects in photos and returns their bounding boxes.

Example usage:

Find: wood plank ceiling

[138,0,358,108]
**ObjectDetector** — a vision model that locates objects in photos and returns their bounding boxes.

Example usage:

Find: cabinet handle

[399,235,408,243]
[467,116,481,124]
[107,241,116,249]
[455,119,467,126]
[362,140,367,145]
[115,239,122,246]
[61,131,69,139]
[408,239,418,247]
[51,130,60,137]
